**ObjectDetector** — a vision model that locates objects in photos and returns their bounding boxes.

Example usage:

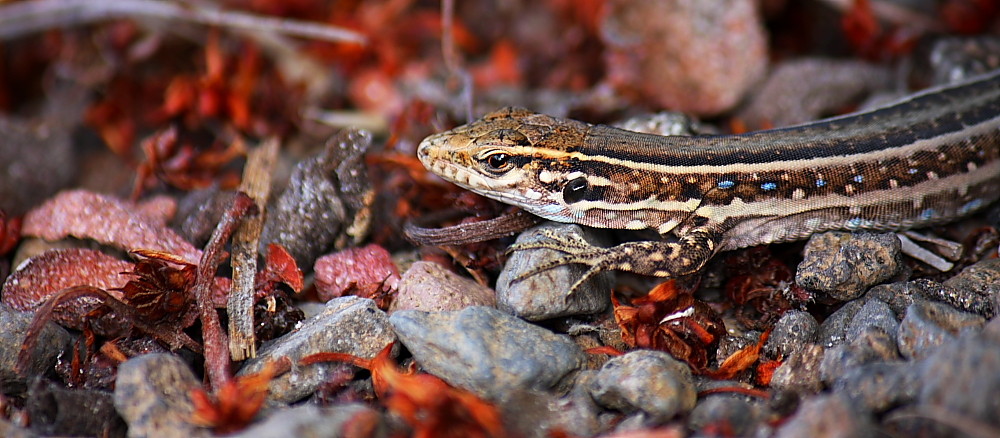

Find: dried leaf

[23,190,201,263]
[190,359,288,434]
[314,244,400,302]
[2,248,131,311]
[704,329,771,380]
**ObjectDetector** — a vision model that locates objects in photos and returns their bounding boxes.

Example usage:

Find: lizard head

[417,107,593,223]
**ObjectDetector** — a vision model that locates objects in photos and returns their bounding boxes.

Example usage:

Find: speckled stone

[770,344,825,396]
[238,296,395,403]
[832,361,917,413]
[587,350,697,423]
[796,232,902,301]
[896,300,984,360]
[765,310,819,359]
[229,404,388,438]
[389,306,585,400]
[774,394,877,438]
[391,261,495,312]
[496,223,611,321]
[0,303,72,389]
[113,353,209,438]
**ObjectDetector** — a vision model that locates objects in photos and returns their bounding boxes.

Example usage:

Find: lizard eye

[482,152,514,173]
[563,177,589,203]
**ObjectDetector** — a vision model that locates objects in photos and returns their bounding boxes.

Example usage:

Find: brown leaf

[23,190,201,263]
[2,248,131,311]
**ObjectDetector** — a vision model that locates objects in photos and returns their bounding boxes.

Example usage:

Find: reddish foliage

[0,211,21,257]
[302,343,506,438]
[132,127,245,199]
[190,359,289,434]
[704,329,771,380]
[117,249,199,326]
[314,244,400,302]
[940,0,1000,34]
[613,280,725,371]
[585,346,624,356]
[258,244,304,294]
[840,0,919,60]
[724,247,810,330]
[1,249,132,314]
[23,190,201,264]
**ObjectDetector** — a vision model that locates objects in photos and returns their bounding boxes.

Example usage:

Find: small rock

[832,361,917,413]
[314,244,400,302]
[0,303,73,389]
[496,223,611,321]
[765,310,819,359]
[939,258,1000,318]
[690,395,764,437]
[600,0,767,115]
[845,298,899,345]
[820,326,900,385]
[817,299,866,347]
[588,350,697,423]
[909,329,1000,435]
[230,404,388,438]
[796,232,903,301]
[774,394,877,438]
[897,300,985,360]
[25,379,125,437]
[497,386,605,438]
[172,187,238,247]
[390,261,495,312]
[770,344,824,396]
[113,353,209,438]
[864,279,932,316]
[238,296,395,403]
[0,419,36,438]
[389,306,585,400]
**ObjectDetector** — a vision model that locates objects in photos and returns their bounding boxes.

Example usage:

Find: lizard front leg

[509,226,722,296]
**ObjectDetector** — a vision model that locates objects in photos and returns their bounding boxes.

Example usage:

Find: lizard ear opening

[563,177,589,203]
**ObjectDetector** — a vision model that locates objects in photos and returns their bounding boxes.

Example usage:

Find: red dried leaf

[261,243,303,293]
[22,190,201,264]
[2,248,131,312]
[190,359,288,434]
[585,346,624,356]
[314,244,400,302]
[117,249,198,326]
[941,0,1000,34]
[303,343,506,438]
[704,329,771,380]
[0,211,21,256]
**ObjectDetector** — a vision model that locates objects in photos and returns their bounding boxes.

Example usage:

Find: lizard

[417,70,1000,295]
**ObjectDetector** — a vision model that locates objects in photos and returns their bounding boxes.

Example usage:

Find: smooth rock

[897,300,984,360]
[230,404,387,438]
[0,303,73,390]
[845,298,899,345]
[796,232,902,301]
[25,379,125,437]
[690,395,764,437]
[391,261,495,312]
[588,349,697,423]
[389,306,585,400]
[765,310,819,359]
[113,353,209,438]
[819,326,900,386]
[774,394,877,438]
[238,296,395,403]
[832,361,916,413]
[496,223,611,321]
[817,300,866,347]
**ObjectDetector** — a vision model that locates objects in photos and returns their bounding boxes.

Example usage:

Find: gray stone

[818,300,866,347]
[940,258,1000,318]
[796,232,902,301]
[833,361,917,413]
[230,404,387,438]
[765,310,819,359]
[770,344,825,395]
[690,395,764,437]
[897,300,984,360]
[0,303,73,390]
[26,379,125,437]
[588,350,696,423]
[389,306,585,400]
[774,394,877,438]
[238,296,395,403]
[496,223,611,320]
[845,298,899,344]
[113,353,209,438]
[819,326,900,386]
[390,261,495,312]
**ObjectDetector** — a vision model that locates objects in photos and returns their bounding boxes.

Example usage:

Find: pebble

[689,395,765,437]
[230,404,388,438]
[237,296,395,404]
[817,299,866,347]
[939,257,1000,318]
[390,261,495,312]
[796,232,903,301]
[25,379,126,437]
[496,223,611,321]
[845,298,899,345]
[587,349,697,423]
[832,361,917,414]
[600,0,767,115]
[0,303,72,389]
[765,310,819,359]
[113,353,209,438]
[770,344,824,396]
[496,386,605,438]
[896,300,984,360]
[389,306,585,400]
[820,326,900,385]
[774,394,877,438]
